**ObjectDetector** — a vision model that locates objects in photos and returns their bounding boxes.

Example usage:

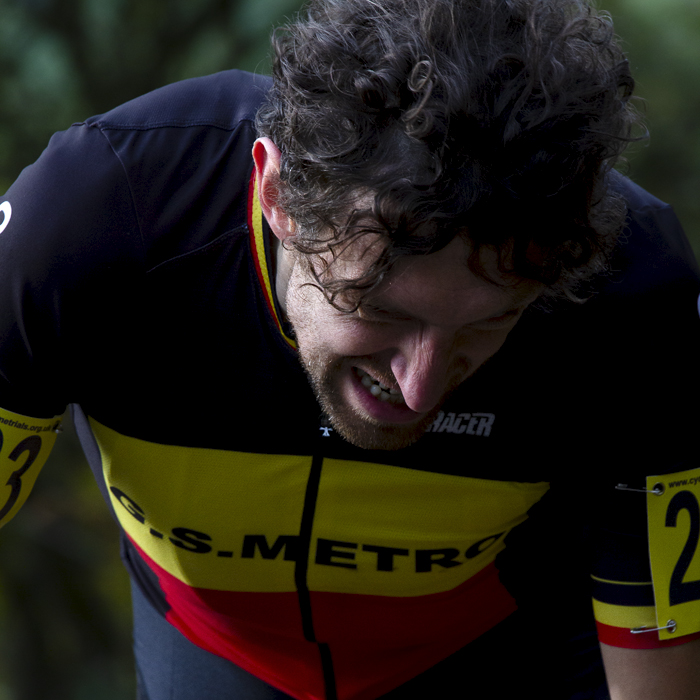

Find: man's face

[284,236,542,450]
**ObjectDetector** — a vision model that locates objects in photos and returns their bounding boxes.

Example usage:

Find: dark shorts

[131,580,609,700]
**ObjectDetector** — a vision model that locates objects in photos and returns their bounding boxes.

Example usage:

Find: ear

[252,137,295,243]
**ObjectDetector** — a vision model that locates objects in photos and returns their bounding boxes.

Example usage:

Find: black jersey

[0,70,699,700]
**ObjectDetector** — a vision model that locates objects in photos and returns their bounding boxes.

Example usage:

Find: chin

[332,419,434,451]
[300,358,446,450]
[318,397,441,451]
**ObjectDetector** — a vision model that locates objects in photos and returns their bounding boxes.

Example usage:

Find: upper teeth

[357,369,404,403]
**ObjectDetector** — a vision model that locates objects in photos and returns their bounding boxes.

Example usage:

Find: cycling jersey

[0,69,699,700]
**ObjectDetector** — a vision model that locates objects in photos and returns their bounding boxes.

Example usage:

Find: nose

[390,327,461,414]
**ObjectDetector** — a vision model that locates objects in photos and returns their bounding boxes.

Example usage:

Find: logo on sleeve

[0,202,11,235]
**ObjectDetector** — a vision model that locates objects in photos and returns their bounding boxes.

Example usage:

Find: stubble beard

[295,345,443,451]
[284,266,442,451]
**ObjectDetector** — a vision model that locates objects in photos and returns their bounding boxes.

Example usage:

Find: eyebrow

[359,290,540,326]
[359,301,409,317]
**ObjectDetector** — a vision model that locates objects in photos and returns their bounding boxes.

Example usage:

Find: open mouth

[355,367,405,405]
[347,366,425,426]
[337,365,438,438]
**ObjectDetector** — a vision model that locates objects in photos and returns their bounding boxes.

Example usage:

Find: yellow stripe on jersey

[0,406,62,527]
[593,599,657,630]
[309,458,549,596]
[92,418,549,597]
[92,418,311,592]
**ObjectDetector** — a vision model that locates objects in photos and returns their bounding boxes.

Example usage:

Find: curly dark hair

[255,0,641,308]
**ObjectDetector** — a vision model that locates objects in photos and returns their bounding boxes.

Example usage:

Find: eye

[491,309,521,323]
[356,304,411,324]
[470,308,523,330]
[355,307,389,325]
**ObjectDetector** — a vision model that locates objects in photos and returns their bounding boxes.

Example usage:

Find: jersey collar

[248,170,297,349]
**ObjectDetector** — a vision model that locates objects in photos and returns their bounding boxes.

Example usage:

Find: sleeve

[0,122,144,528]
[589,485,700,650]
[586,189,700,649]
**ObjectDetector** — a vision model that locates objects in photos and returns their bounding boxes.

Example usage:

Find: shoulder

[606,171,699,294]
[71,70,272,267]
[609,170,669,213]
[85,70,272,132]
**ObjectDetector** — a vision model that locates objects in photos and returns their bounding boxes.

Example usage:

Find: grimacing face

[284,236,543,450]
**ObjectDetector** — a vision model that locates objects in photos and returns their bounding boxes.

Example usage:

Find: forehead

[362,237,541,326]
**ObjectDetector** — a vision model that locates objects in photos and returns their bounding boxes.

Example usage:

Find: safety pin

[631,620,676,634]
[616,483,664,496]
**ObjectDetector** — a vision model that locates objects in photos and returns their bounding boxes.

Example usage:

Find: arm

[601,639,700,700]
[0,123,141,527]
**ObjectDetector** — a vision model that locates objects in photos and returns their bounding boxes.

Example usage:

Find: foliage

[0,0,303,192]
[605,0,700,258]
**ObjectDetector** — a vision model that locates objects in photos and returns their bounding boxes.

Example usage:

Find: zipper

[294,415,338,700]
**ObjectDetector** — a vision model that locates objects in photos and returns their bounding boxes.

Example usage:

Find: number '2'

[665,490,700,606]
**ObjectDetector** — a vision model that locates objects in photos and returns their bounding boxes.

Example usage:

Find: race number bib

[0,407,62,527]
[647,467,700,640]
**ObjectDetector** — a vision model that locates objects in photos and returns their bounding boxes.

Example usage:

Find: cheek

[318,320,399,359]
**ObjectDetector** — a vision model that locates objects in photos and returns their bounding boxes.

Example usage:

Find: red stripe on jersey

[310,563,517,700]
[596,621,700,649]
[130,539,516,700]
[133,540,323,699]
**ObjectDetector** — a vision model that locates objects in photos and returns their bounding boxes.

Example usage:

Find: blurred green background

[0,0,698,698]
